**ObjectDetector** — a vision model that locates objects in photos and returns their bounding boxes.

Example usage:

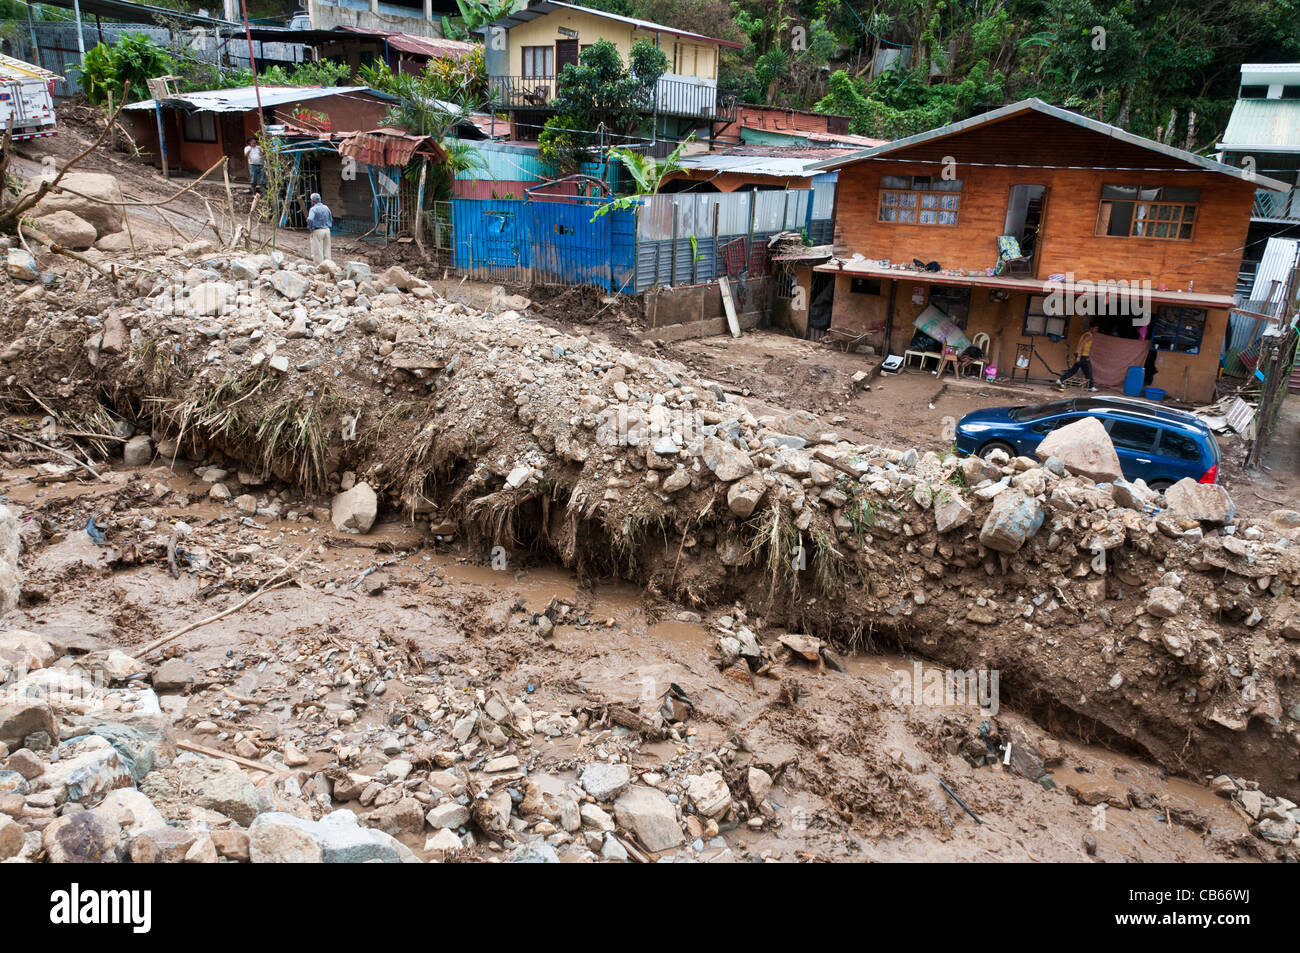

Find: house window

[1095,184,1200,240]
[182,111,217,143]
[850,277,881,294]
[929,285,970,328]
[522,46,553,78]
[776,271,798,299]
[878,175,961,225]
[1024,293,1069,338]
[1150,306,1206,354]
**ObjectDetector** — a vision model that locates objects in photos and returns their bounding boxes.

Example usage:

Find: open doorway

[806,272,834,339]
[1003,184,1049,272]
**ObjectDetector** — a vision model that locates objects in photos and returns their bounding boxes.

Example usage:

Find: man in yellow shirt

[1056,323,1097,391]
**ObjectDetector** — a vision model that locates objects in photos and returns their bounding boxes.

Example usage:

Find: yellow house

[479,0,741,139]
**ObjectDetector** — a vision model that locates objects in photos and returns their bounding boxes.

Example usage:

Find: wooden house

[798,98,1290,404]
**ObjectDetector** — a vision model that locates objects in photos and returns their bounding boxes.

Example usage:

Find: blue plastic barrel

[1123,366,1145,396]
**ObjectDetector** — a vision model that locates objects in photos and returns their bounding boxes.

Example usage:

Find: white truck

[0,53,59,141]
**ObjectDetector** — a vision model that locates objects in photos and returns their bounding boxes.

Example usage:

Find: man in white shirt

[244,136,264,192]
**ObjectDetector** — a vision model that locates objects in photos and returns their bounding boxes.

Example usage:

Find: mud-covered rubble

[2,244,1300,836]
[0,619,796,863]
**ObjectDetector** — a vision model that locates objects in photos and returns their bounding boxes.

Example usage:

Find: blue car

[954,396,1221,489]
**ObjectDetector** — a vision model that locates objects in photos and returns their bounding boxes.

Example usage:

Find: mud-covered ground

[0,461,1274,862]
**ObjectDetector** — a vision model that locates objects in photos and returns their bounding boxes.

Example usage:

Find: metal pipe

[239,0,264,136]
[72,0,86,64]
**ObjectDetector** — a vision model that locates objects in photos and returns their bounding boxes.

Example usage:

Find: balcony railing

[1253,186,1300,222]
[487,74,736,122]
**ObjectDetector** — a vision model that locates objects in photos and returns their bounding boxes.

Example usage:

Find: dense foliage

[580,0,1300,149]
[538,39,668,174]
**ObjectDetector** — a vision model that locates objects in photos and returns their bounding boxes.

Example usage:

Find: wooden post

[670,201,678,286]
[26,2,41,69]
[154,104,169,180]
[414,157,428,251]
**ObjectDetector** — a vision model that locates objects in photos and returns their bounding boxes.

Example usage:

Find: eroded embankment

[2,248,1298,801]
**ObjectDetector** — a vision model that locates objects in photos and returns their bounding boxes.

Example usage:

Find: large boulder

[174,758,267,825]
[31,210,97,250]
[331,482,377,534]
[613,785,683,852]
[979,489,1045,554]
[1163,478,1234,525]
[1034,416,1122,483]
[43,811,122,863]
[22,172,125,237]
[249,810,415,863]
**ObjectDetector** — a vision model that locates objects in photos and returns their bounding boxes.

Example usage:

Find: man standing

[1057,322,1097,391]
[307,193,333,265]
[244,136,264,192]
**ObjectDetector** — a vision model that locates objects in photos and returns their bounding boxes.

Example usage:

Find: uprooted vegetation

[2,240,1299,820]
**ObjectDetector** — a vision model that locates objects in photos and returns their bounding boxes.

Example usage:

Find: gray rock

[726,472,766,518]
[0,701,57,750]
[979,490,1044,554]
[1163,479,1234,525]
[268,270,311,300]
[614,785,684,852]
[580,763,631,801]
[933,490,973,533]
[175,758,267,825]
[331,482,377,534]
[122,435,153,467]
[426,802,470,830]
[702,436,754,482]
[508,841,559,863]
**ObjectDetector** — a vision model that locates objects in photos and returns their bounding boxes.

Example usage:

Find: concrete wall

[641,278,768,341]
[308,0,440,37]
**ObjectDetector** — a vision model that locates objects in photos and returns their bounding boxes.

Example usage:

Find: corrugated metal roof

[336,26,479,60]
[678,154,835,177]
[1217,99,1300,152]
[478,0,743,49]
[124,86,392,113]
[1247,236,1300,315]
[808,98,1291,192]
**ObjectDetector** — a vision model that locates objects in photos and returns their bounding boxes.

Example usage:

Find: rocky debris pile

[1210,775,1300,845]
[0,612,790,863]
[1,245,1299,802]
[11,172,130,261]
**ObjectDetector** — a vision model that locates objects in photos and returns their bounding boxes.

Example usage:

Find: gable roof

[478,0,743,49]
[808,98,1289,192]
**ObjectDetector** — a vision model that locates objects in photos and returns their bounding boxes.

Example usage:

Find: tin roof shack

[314,27,479,77]
[124,86,396,178]
[807,98,1290,405]
[273,127,447,241]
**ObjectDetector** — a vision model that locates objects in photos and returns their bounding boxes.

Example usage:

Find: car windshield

[1009,400,1075,422]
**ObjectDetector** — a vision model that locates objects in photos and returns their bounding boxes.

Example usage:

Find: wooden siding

[832,160,1255,296]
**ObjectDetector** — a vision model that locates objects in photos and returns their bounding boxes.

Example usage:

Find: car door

[1151,428,1204,485]
[1104,418,1160,482]
[1027,413,1082,456]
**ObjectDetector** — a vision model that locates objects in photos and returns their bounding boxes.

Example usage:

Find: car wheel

[1147,479,1173,492]
[979,440,1016,460]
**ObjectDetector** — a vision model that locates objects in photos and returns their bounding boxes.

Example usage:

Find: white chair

[961,332,990,379]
